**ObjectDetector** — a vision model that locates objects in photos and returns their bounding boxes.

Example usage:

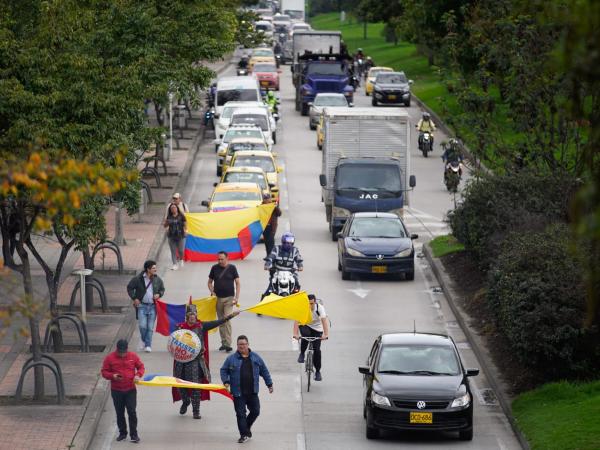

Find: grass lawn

[512,380,600,450]
[429,235,465,258]
[310,13,518,169]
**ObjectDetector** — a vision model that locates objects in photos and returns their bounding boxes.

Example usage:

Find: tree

[0,151,136,399]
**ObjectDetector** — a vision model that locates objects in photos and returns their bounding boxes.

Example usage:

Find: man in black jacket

[127,260,165,352]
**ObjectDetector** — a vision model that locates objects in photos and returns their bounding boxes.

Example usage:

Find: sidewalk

[0,57,231,450]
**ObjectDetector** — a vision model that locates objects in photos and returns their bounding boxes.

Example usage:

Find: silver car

[308,93,351,130]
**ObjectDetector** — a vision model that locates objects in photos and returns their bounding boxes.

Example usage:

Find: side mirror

[213,182,218,187]
[307,102,313,107]
[201,200,209,207]
[408,79,414,85]
[358,366,371,375]
[409,175,416,188]
[214,113,220,119]
[319,174,327,187]
[277,166,283,173]
[336,232,343,239]
[410,234,419,240]
[466,368,480,377]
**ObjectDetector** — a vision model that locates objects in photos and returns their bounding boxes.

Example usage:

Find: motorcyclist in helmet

[265,90,278,114]
[364,56,375,77]
[264,231,303,291]
[442,138,464,180]
[355,48,365,60]
[237,55,249,70]
[416,112,436,148]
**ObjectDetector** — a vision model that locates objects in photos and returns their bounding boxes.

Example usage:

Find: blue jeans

[233,393,260,437]
[138,303,156,347]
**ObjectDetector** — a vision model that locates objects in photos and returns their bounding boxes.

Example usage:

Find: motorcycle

[350,74,360,89]
[267,269,299,297]
[444,160,462,192]
[419,131,433,157]
[203,108,215,128]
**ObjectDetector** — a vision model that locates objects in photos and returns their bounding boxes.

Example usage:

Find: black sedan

[359,333,479,441]
[337,212,417,280]
[372,71,413,107]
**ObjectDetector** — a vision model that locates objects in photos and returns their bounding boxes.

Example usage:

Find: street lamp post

[167,92,174,161]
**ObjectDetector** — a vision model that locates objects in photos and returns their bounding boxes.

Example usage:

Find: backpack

[314,299,331,328]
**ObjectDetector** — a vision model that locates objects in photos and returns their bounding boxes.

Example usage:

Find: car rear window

[213,190,262,202]
[233,157,275,173]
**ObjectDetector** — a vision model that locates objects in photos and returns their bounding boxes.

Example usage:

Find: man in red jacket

[101,339,145,443]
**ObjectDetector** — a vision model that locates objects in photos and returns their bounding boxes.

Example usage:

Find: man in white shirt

[293,294,329,381]
[165,192,189,218]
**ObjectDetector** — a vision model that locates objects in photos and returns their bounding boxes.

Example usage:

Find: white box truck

[318,107,415,240]
[281,0,305,22]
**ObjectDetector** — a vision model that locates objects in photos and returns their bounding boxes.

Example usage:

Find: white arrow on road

[347,281,370,298]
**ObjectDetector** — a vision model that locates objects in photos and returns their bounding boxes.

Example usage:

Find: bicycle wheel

[305,350,313,392]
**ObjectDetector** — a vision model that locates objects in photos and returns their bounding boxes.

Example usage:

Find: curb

[423,243,529,450]
[71,57,233,450]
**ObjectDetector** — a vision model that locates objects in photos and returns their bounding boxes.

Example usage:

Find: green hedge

[487,224,600,380]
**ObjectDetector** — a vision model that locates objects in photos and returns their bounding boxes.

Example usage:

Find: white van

[230,107,277,144]
[215,77,261,117]
[215,101,276,141]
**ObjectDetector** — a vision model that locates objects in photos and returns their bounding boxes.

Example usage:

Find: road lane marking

[296,433,306,450]
[347,280,370,298]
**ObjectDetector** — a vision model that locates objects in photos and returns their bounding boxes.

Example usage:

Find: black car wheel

[405,99,411,107]
[331,226,339,242]
[310,122,316,130]
[366,424,379,440]
[405,270,415,281]
[372,97,378,107]
[459,428,473,441]
[341,265,351,280]
[338,259,342,271]
[301,103,309,116]
[216,166,222,176]
[272,132,277,144]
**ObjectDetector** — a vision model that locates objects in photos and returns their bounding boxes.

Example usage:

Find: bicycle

[296,336,323,392]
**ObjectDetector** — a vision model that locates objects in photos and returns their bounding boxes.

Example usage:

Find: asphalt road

[89,60,521,450]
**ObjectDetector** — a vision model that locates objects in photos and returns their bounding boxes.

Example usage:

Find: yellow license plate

[371,265,387,273]
[410,412,432,424]
[261,81,269,86]
[388,95,396,100]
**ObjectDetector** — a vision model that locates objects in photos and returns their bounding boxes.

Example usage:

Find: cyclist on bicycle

[293,294,329,381]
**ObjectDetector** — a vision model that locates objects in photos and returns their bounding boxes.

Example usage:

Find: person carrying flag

[173,304,239,419]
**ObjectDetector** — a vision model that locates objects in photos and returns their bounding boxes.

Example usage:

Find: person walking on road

[293,294,329,381]
[220,335,273,443]
[208,251,240,352]
[164,203,187,270]
[261,193,281,256]
[127,260,165,352]
[174,304,240,419]
[101,339,145,443]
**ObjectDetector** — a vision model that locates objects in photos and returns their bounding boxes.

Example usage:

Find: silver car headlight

[451,392,470,408]
[394,248,412,258]
[371,391,391,407]
[347,247,366,257]
[332,206,350,218]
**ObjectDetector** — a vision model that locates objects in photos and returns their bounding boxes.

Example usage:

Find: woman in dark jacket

[173,304,239,419]
[164,203,187,270]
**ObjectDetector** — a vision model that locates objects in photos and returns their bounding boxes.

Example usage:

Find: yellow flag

[192,296,218,333]
[242,291,312,324]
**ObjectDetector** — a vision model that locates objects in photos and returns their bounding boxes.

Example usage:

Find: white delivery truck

[318,108,415,240]
[281,0,305,21]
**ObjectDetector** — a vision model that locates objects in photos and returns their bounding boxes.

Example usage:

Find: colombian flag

[155,297,217,336]
[136,374,233,400]
[184,204,275,262]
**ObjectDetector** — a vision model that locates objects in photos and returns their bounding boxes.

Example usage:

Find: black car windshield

[349,218,406,238]
[337,165,401,191]
[307,63,345,76]
[233,157,275,172]
[254,64,277,72]
[217,89,259,106]
[376,73,408,84]
[378,345,460,375]
[223,129,263,143]
[231,114,269,131]
[314,95,347,107]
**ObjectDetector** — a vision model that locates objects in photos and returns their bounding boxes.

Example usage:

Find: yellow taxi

[201,182,263,212]
[316,113,325,150]
[217,136,269,176]
[365,66,394,96]
[230,150,282,202]
[248,48,277,72]
[219,166,272,201]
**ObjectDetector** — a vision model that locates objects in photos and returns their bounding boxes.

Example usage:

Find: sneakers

[171,264,178,270]
[179,260,184,268]
[130,435,140,443]
[314,371,322,381]
[238,436,250,443]
[193,412,201,419]
[116,433,127,441]
[297,353,305,363]
[218,345,226,351]
[224,346,233,353]
[144,346,152,353]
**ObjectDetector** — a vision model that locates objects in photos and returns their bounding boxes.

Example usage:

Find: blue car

[337,212,418,281]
